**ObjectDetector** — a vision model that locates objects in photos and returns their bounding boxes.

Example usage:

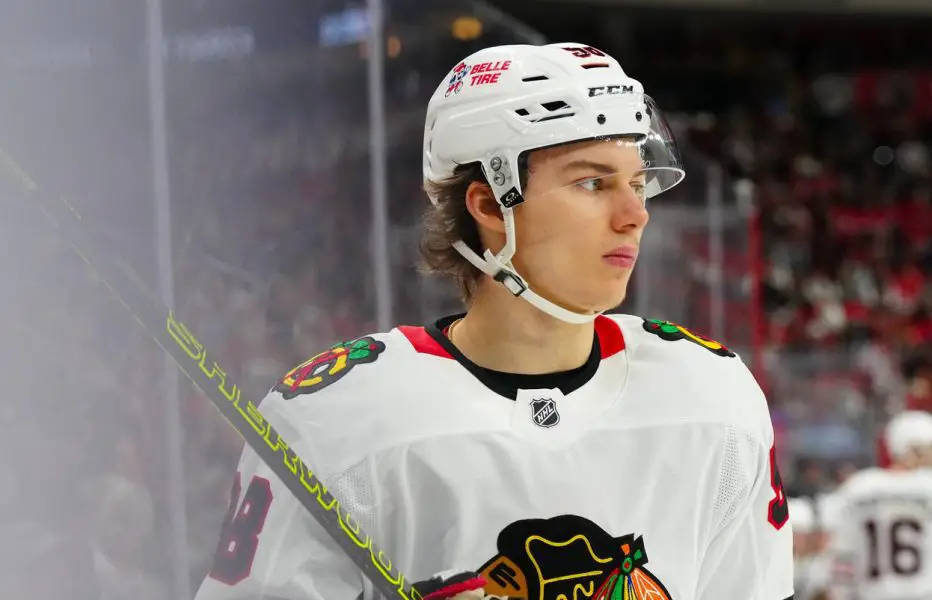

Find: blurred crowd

[2,3,932,599]
[0,194,170,599]
[633,14,932,489]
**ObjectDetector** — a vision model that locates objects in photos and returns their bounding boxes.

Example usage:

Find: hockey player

[194,42,793,600]
[828,411,932,600]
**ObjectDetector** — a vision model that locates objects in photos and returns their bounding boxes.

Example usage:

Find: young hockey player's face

[514,138,649,313]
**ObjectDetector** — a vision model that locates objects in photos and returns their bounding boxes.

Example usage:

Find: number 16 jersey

[829,467,932,600]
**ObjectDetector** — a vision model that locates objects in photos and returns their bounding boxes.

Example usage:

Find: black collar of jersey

[425,314,602,401]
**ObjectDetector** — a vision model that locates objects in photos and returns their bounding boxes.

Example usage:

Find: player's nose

[609,184,649,232]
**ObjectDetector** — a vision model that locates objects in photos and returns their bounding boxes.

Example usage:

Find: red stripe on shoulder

[595,315,626,359]
[397,325,453,359]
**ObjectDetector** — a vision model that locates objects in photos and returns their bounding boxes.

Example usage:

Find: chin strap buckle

[493,269,528,297]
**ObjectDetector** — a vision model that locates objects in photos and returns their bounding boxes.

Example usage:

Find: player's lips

[602,245,638,268]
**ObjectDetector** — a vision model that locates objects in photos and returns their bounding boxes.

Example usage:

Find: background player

[828,411,932,600]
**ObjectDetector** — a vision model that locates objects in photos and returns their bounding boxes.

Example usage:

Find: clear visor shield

[524,95,685,201]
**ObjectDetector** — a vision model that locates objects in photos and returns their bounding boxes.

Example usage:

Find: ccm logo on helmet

[588,84,635,97]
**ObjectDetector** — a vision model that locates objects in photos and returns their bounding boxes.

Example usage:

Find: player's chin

[575,281,630,314]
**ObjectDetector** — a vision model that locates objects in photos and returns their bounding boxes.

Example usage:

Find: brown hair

[419,162,488,302]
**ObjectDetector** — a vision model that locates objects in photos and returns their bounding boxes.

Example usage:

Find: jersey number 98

[209,473,274,585]
[767,444,789,529]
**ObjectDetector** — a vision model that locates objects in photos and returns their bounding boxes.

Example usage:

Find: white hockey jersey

[194,314,794,600]
[829,467,932,600]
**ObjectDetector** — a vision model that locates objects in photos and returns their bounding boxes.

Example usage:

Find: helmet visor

[518,94,685,201]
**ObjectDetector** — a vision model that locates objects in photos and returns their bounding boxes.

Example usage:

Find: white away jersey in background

[194,314,793,600]
[829,467,932,600]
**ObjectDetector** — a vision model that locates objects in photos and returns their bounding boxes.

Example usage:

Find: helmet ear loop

[491,151,529,269]
[500,206,517,262]
[477,150,524,269]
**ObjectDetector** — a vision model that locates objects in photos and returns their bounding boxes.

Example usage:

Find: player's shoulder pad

[837,467,907,501]
[842,466,932,497]
[607,314,751,384]
[607,313,770,436]
[837,466,885,491]
[621,315,738,359]
[257,327,456,471]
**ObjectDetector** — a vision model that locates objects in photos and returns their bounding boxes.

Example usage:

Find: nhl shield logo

[531,397,560,428]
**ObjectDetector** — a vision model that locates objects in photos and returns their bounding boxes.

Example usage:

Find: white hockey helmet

[885,410,932,461]
[423,43,685,323]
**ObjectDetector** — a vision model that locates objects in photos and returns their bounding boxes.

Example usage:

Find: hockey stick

[0,146,417,600]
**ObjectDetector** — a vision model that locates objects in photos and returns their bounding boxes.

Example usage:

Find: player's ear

[465,181,505,235]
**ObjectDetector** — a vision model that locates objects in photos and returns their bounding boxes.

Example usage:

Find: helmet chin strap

[452,208,601,325]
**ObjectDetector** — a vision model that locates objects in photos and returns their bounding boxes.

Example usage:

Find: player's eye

[630,182,646,203]
[575,177,605,193]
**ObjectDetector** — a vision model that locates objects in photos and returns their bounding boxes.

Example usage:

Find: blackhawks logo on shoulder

[642,318,735,358]
[276,336,385,399]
